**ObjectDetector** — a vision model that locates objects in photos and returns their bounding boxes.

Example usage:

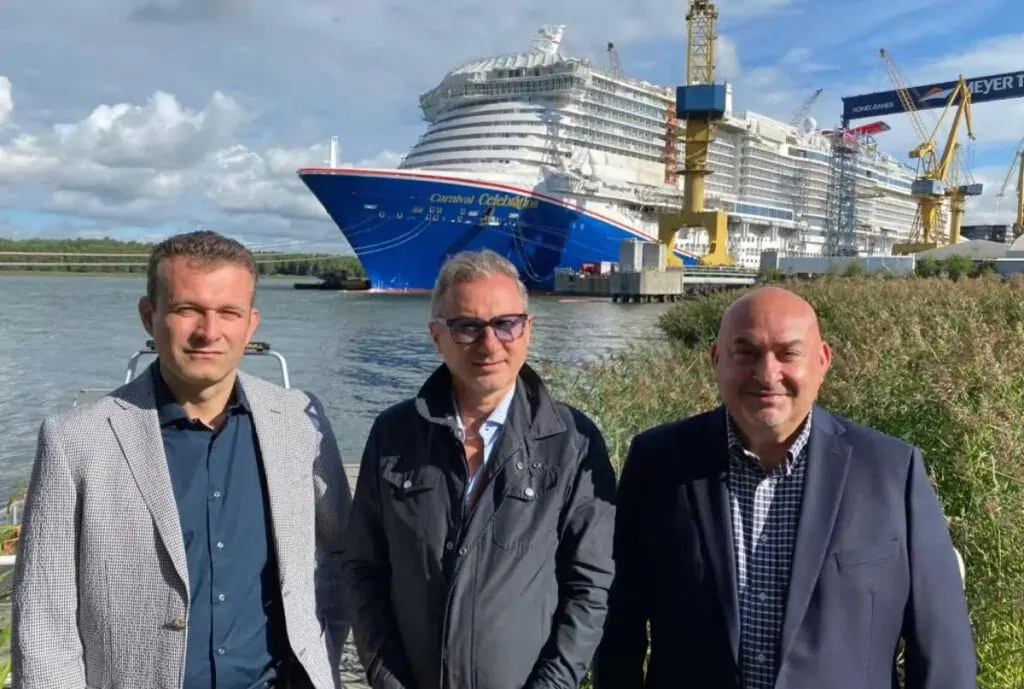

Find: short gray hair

[430,249,529,318]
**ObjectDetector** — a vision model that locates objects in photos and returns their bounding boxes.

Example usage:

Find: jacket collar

[414,362,567,440]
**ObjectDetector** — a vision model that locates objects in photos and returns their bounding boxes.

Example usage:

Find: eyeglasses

[434,313,530,344]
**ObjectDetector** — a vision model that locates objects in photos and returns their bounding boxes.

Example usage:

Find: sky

[0,0,1021,254]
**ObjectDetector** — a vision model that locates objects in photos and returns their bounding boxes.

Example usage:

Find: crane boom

[996,135,1024,236]
[686,0,716,86]
[790,88,823,126]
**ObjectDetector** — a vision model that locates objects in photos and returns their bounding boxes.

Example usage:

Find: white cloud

[0,75,403,240]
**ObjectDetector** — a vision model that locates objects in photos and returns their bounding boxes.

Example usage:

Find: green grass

[545,274,1024,688]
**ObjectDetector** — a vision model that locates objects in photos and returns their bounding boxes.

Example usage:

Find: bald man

[592,286,976,689]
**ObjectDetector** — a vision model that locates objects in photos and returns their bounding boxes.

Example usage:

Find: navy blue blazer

[592,404,976,689]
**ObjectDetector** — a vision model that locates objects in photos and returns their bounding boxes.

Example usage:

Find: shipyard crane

[879,49,979,254]
[790,88,823,127]
[606,42,622,77]
[657,0,733,266]
[996,134,1024,238]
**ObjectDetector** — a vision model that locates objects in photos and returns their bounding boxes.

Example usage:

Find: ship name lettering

[477,193,539,209]
[429,193,476,204]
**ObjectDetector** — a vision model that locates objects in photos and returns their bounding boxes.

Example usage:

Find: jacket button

[524,487,535,497]
[169,617,186,630]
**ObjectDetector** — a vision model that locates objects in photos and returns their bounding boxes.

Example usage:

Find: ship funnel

[531,25,566,55]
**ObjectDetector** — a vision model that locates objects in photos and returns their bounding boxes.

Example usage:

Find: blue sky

[0,0,1021,253]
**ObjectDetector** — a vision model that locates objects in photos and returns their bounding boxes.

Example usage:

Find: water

[0,274,672,500]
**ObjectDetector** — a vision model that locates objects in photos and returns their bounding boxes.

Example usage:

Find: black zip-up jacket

[340,363,617,689]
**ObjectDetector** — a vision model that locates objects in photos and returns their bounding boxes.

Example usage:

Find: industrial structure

[835,61,1024,255]
[658,0,732,266]
[996,134,1024,238]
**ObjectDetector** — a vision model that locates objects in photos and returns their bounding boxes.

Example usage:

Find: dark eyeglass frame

[433,313,530,344]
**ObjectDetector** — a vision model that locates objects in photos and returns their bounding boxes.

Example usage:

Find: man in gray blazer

[11,230,352,689]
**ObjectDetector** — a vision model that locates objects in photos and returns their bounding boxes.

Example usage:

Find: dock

[554,239,757,301]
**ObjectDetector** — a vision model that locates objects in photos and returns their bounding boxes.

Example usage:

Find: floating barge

[293,270,371,291]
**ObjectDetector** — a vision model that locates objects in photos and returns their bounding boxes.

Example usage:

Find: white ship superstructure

[396,25,920,269]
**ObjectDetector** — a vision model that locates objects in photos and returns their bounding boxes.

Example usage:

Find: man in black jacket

[341,248,617,689]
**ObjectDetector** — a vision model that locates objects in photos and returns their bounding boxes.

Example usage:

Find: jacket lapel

[108,374,190,593]
[690,408,740,661]
[238,374,295,578]
[779,407,851,661]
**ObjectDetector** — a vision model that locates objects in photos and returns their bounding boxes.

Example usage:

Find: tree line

[0,237,365,278]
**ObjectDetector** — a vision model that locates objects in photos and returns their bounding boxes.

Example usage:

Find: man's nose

[752,353,781,384]
[478,325,503,349]
[195,311,221,340]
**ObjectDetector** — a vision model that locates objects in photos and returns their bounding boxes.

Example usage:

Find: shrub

[546,274,1024,688]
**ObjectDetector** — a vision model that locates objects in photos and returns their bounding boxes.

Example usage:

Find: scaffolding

[823,129,861,256]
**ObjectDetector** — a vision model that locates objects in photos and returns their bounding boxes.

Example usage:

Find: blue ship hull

[297,167,699,292]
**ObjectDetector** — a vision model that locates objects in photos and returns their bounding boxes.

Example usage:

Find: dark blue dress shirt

[152,364,288,689]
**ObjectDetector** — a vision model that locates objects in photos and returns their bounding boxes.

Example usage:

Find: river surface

[0,274,672,500]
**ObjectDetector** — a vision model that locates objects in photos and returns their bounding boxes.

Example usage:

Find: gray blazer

[10,365,353,689]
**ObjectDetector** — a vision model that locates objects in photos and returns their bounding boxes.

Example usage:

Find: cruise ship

[297,25,920,291]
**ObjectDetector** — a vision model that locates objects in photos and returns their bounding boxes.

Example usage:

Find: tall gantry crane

[657,0,732,266]
[878,49,979,254]
[996,134,1024,238]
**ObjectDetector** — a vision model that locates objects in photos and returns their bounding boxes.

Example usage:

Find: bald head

[717,286,823,347]
[711,286,831,462]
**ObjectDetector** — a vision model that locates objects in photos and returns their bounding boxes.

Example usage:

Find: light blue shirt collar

[452,382,516,437]
[454,383,517,506]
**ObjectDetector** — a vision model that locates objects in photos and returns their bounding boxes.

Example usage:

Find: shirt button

[216,542,224,549]
[217,647,226,655]
[458,547,467,556]
[445,542,454,551]
[212,491,221,499]
[524,487,535,497]
[402,480,412,489]
[758,592,767,602]
[515,462,524,470]
[217,593,226,602]
[756,652,766,663]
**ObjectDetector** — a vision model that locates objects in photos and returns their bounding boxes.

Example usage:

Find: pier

[554,239,757,301]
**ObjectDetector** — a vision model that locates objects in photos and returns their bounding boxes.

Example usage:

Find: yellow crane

[996,134,1024,238]
[657,0,732,266]
[879,49,979,254]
